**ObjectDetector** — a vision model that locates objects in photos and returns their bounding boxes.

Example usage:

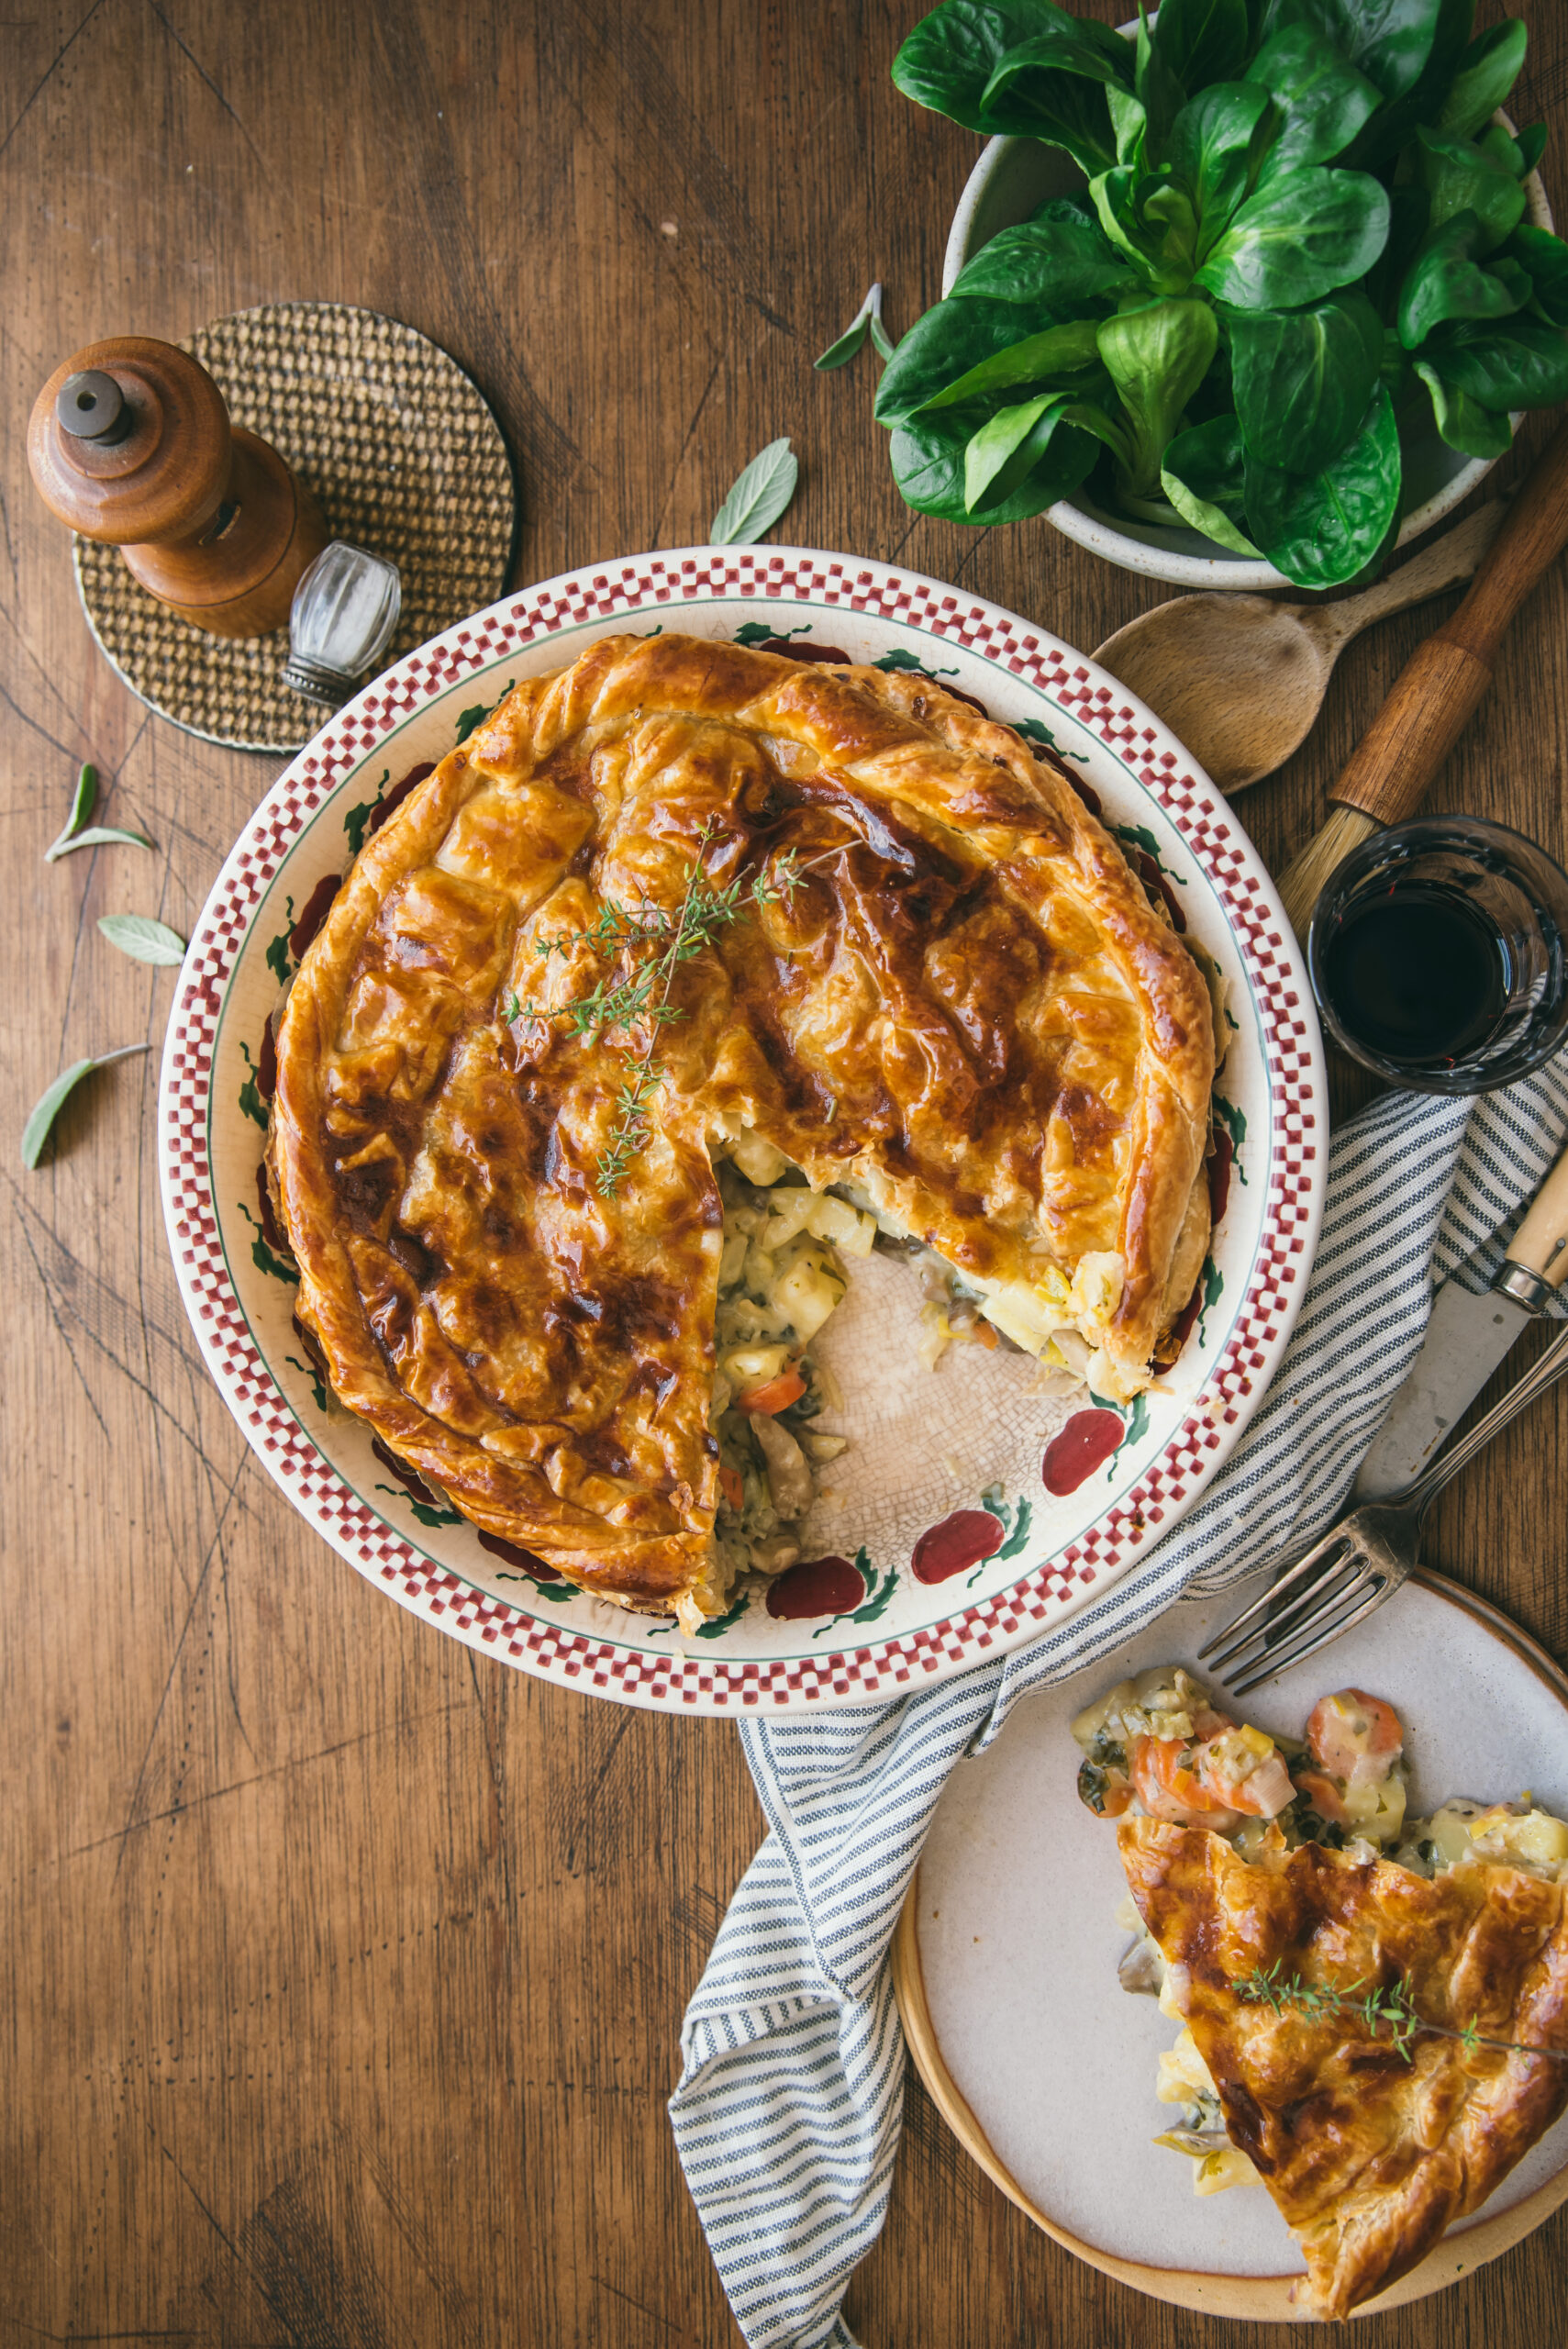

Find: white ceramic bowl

[942,132,1554,590]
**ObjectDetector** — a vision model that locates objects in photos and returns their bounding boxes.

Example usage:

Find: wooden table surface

[6,4,1568,2342]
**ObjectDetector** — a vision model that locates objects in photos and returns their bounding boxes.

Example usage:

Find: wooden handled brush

[1277,414,1568,939]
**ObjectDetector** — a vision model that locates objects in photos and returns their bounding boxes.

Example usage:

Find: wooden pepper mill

[28,336,328,639]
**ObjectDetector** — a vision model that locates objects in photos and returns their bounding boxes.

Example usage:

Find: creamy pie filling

[1073,1666,1568,2197]
[707,1130,1145,1585]
[709,1145,865,1582]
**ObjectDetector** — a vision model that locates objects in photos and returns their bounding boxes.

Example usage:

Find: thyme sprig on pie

[1237,1959,1568,2069]
[504,819,805,1197]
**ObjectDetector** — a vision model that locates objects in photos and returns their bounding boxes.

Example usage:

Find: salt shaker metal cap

[283,540,402,704]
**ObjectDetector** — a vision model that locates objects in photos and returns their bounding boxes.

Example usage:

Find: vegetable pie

[267,633,1218,1625]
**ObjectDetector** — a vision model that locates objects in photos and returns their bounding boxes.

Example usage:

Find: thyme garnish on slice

[505,819,801,1197]
[1236,1961,1566,2067]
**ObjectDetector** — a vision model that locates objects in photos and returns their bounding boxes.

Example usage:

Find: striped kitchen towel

[669,1060,1568,2349]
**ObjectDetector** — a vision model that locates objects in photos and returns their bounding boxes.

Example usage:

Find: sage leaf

[710,438,799,545]
[44,763,98,861]
[816,284,888,371]
[46,824,156,858]
[22,1043,150,1170]
[97,914,187,966]
[815,312,869,371]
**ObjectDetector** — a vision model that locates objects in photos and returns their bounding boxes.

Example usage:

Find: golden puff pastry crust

[267,633,1216,1621]
[1119,1818,1568,2319]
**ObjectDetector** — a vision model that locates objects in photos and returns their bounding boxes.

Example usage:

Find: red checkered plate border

[158,548,1326,1713]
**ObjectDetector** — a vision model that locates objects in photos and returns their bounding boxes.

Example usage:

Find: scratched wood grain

[3,4,1567,2343]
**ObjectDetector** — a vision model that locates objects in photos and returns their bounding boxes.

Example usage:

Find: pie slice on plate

[1120,1817,1568,2319]
[267,633,1218,1626]
[1073,1669,1568,2317]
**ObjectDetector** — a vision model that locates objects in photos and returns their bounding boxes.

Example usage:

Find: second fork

[1200,1317,1568,1697]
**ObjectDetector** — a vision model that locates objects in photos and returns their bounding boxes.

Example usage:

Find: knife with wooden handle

[1354,1141,1568,1498]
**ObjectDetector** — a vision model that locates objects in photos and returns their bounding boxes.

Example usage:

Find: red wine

[1318,886,1509,1064]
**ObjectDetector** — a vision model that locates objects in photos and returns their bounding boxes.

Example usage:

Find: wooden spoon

[1092,499,1507,794]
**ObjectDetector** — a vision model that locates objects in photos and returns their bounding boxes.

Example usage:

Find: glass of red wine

[1307,816,1568,1095]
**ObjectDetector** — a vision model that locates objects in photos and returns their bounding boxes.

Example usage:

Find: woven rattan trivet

[73,302,516,754]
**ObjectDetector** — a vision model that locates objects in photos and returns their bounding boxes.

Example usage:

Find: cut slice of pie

[267,632,1218,1624]
[1118,1817,1568,2318]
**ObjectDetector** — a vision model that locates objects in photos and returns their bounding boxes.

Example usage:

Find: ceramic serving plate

[894,1568,1568,2317]
[158,548,1326,1715]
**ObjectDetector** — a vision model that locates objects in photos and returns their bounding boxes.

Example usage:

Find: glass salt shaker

[282,540,402,704]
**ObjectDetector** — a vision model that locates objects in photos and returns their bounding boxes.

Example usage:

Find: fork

[1199,1318,1568,1697]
